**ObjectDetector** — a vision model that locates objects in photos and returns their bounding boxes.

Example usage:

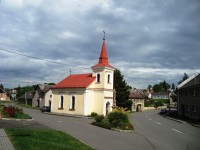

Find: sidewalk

[0,129,14,150]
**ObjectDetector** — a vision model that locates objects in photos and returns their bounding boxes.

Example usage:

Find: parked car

[159,109,167,115]
[40,106,50,112]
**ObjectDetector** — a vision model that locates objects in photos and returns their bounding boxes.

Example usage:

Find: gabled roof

[91,39,114,69]
[0,87,6,94]
[20,91,34,99]
[129,89,145,99]
[35,84,52,93]
[177,73,200,89]
[52,73,96,89]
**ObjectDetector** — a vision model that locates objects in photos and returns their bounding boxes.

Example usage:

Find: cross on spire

[103,31,105,40]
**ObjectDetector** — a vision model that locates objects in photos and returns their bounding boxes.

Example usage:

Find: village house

[177,73,200,120]
[0,87,10,101]
[129,89,145,112]
[151,92,169,100]
[51,38,115,116]
[32,84,52,107]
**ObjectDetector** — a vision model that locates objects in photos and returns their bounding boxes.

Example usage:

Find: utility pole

[25,76,29,106]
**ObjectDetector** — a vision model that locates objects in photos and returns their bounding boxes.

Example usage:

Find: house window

[193,89,196,97]
[192,105,196,112]
[187,91,190,97]
[70,95,75,110]
[97,74,100,83]
[108,74,110,83]
[59,95,64,109]
[186,105,189,112]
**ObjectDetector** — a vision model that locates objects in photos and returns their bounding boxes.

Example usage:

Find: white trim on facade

[84,90,88,115]
[70,93,76,110]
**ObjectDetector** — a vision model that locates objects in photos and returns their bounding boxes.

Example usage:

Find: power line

[0,47,90,69]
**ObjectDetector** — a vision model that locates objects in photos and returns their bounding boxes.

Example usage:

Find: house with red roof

[51,38,115,116]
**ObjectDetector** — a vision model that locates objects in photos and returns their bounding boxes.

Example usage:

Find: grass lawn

[5,128,93,150]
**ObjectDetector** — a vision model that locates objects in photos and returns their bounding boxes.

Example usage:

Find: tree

[153,84,163,92]
[178,73,189,84]
[162,80,170,92]
[114,69,132,110]
[152,81,170,92]
[0,83,4,89]
[171,83,175,91]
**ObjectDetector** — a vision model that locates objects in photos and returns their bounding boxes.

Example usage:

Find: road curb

[43,112,92,119]
[1,118,33,121]
[164,117,186,124]
[164,116,200,128]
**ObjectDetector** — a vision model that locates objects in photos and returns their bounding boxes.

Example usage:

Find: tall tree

[152,81,170,92]
[178,73,189,84]
[171,83,175,91]
[114,69,132,110]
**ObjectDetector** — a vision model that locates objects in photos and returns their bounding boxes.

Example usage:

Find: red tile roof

[129,89,145,99]
[91,40,114,68]
[52,73,96,89]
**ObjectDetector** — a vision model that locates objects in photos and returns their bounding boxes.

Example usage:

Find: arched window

[97,73,100,83]
[108,74,110,83]
[72,96,75,110]
[60,95,64,108]
[70,96,75,110]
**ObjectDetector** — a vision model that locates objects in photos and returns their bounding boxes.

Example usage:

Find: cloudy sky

[0,0,200,89]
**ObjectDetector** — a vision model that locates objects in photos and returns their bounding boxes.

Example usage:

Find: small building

[32,84,52,108]
[129,89,145,112]
[0,87,10,101]
[151,92,169,100]
[51,38,115,116]
[177,73,200,120]
[20,91,34,105]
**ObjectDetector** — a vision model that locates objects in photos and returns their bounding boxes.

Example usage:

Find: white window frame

[59,94,64,109]
[70,94,76,110]
[96,73,101,83]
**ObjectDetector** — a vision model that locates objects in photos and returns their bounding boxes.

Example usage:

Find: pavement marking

[172,128,182,134]
[58,121,63,122]
[149,118,152,121]
[156,122,161,125]
[146,114,148,119]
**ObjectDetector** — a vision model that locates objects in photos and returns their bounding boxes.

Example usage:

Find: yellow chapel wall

[51,88,85,115]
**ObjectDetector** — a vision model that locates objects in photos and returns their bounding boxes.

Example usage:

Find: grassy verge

[5,128,93,150]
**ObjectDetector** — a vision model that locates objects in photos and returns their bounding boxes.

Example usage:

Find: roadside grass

[5,128,93,150]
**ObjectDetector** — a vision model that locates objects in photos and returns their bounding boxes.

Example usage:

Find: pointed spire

[91,32,114,69]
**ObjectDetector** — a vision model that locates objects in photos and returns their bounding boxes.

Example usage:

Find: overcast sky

[0,0,200,89]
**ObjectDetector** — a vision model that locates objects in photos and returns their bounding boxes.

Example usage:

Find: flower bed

[92,107,134,131]
[0,105,32,119]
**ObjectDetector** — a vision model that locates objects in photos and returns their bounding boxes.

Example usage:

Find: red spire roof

[52,73,96,89]
[92,40,114,68]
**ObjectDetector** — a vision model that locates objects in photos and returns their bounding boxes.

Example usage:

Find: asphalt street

[130,110,200,150]
[23,108,200,150]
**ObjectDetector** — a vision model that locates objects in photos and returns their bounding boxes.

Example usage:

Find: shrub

[1,105,30,119]
[95,115,105,123]
[107,111,128,128]
[91,112,98,118]
[14,113,32,119]
[92,122,112,129]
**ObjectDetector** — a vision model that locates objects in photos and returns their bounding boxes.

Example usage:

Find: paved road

[130,110,200,150]
[24,108,200,150]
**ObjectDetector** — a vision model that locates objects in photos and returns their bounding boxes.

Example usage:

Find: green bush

[107,111,128,128]
[91,112,98,118]
[14,113,32,119]
[92,122,112,129]
[1,105,31,119]
[95,115,105,123]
